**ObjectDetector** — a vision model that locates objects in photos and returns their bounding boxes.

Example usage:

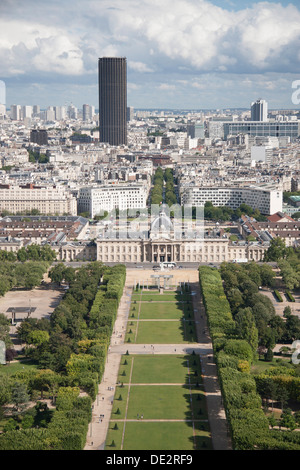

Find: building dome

[150,208,174,239]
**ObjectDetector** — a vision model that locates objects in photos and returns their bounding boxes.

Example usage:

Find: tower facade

[98,57,127,146]
[251,99,268,122]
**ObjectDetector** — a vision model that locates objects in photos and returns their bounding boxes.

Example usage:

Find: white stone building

[78,183,149,218]
[180,186,282,215]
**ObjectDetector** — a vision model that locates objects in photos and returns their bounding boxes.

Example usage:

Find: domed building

[94,206,266,264]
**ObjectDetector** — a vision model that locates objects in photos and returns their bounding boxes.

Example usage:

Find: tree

[0,375,12,406]
[5,348,17,362]
[49,263,66,285]
[265,347,274,362]
[11,381,30,414]
[260,264,275,287]
[17,247,28,262]
[269,316,286,343]
[226,288,244,314]
[28,330,50,347]
[63,267,76,284]
[31,370,61,400]
[280,409,296,431]
[283,315,300,342]
[277,385,289,411]
[235,307,258,352]
[264,237,287,262]
[278,260,300,291]
[244,263,262,287]
[0,313,13,347]
[283,306,292,318]
[239,279,259,298]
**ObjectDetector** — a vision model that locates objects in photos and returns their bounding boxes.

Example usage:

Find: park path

[84,268,232,451]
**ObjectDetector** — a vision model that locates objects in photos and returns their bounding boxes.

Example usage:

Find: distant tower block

[251,99,268,122]
[98,57,127,146]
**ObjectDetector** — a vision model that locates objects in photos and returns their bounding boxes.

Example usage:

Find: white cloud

[2,1,300,78]
[0,19,84,77]
[101,0,300,73]
[2,0,300,108]
[158,83,176,91]
[128,61,154,73]
[32,36,83,75]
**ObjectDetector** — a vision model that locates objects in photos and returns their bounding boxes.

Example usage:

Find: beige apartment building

[0,184,77,216]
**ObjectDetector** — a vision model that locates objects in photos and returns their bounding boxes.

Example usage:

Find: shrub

[274,290,283,302]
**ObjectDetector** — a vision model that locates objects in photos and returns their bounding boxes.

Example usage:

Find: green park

[126,288,197,343]
[105,354,211,450]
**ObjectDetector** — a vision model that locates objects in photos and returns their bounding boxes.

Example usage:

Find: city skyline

[1,0,300,110]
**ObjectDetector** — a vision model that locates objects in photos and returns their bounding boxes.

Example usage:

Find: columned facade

[95,238,266,264]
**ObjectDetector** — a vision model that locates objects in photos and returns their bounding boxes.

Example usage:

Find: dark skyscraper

[98,57,127,146]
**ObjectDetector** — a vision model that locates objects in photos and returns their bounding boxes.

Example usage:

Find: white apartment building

[180,186,282,215]
[78,183,149,217]
[10,105,22,121]
[251,99,268,122]
[22,106,33,119]
[251,146,273,164]
[0,184,77,215]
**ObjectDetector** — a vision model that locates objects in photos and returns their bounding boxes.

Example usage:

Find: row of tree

[0,245,56,263]
[0,262,126,449]
[204,201,267,222]
[151,167,164,205]
[164,168,177,207]
[199,265,300,450]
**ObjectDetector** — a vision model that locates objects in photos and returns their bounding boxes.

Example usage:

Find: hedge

[286,291,295,302]
[199,266,300,450]
[274,290,283,302]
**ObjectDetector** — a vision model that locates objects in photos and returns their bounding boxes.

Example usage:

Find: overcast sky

[1,0,300,110]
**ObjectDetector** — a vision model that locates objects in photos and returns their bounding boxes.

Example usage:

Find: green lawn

[106,421,211,450]
[130,355,202,384]
[105,283,209,451]
[250,357,291,375]
[106,355,210,451]
[0,358,39,376]
[131,292,191,302]
[139,302,185,319]
[134,320,197,343]
[126,384,206,420]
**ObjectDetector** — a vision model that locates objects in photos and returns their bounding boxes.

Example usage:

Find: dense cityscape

[0,88,299,264]
[0,1,300,455]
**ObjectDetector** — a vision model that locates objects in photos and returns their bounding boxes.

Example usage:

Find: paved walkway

[84,269,232,451]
